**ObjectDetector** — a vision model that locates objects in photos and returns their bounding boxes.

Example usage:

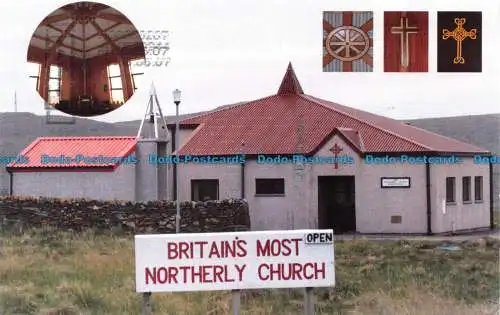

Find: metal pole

[304,287,315,315]
[175,101,181,233]
[231,290,241,315]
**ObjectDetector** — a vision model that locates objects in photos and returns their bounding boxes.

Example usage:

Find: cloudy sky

[0,0,498,123]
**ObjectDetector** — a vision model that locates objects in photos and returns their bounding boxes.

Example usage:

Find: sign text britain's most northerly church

[7,63,493,235]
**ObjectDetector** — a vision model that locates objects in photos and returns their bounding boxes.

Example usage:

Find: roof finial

[277,62,304,95]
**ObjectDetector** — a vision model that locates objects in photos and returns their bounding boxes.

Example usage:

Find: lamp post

[173,89,181,233]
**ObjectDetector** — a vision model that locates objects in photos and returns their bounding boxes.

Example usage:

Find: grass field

[0,229,498,315]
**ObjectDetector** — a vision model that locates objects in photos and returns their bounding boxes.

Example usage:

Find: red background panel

[384,12,428,72]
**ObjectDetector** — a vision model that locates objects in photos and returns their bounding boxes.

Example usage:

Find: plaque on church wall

[437,11,482,72]
[384,11,428,72]
[381,177,411,188]
[323,11,373,72]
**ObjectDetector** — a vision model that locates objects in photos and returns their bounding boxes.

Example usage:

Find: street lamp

[173,89,181,233]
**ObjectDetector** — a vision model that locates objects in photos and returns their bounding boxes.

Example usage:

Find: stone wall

[0,196,250,234]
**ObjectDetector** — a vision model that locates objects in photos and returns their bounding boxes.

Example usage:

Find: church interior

[26,2,145,117]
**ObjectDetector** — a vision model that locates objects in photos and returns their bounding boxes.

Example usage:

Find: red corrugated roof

[177,63,489,156]
[7,136,137,171]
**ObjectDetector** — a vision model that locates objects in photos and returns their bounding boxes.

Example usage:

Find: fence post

[304,287,314,315]
[141,292,152,315]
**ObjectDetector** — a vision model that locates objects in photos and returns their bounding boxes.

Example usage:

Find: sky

[0,0,499,123]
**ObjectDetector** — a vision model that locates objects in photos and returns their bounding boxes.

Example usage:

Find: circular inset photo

[27,1,146,117]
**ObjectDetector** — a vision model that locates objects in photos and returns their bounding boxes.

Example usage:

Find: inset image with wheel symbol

[323,11,373,72]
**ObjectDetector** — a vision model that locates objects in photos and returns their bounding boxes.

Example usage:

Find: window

[474,176,483,202]
[129,58,145,91]
[255,178,285,195]
[28,62,41,91]
[446,177,456,203]
[462,176,471,202]
[48,65,62,105]
[107,63,124,103]
[191,179,219,201]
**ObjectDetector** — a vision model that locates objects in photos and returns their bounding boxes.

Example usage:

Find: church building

[7,63,494,234]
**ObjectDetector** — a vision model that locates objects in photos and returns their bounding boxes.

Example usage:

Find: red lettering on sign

[196,241,209,257]
[257,262,326,281]
[166,239,248,260]
[235,264,246,281]
[145,267,156,284]
[143,264,247,284]
[256,238,302,257]
[179,242,191,259]
[213,265,224,282]
[209,242,221,258]
[167,242,177,259]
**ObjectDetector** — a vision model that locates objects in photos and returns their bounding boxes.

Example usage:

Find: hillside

[405,114,500,154]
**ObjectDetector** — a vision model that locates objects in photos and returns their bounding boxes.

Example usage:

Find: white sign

[135,229,335,293]
[381,177,411,188]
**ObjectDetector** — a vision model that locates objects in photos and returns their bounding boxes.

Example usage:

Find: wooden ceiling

[29,2,142,59]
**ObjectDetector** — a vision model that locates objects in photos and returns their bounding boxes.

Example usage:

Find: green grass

[0,229,498,315]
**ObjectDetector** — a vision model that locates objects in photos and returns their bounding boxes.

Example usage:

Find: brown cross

[329,144,343,169]
[442,18,477,64]
[391,17,419,68]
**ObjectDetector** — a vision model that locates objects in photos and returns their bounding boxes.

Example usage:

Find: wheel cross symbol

[326,26,370,62]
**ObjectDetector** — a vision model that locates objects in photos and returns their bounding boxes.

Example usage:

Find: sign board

[135,229,335,293]
[381,177,411,188]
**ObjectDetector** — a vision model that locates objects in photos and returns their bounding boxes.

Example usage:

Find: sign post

[232,289,241,315]
[304,287,314,315]
[135,229,335,314]
[141,292,152,315]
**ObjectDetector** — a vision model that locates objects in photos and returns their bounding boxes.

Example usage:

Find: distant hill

[0,111,498,197]
[405,114,500,154]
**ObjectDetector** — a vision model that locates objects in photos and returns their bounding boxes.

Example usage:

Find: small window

[107,63,124,103]
[191,179,219,201]
[446,177,455,203]
[48,64,62,105]
[474,176,483,202]
[129,58,145,91]
[255,178,285,196]
[28,62,41,91]
[462,176,471,202]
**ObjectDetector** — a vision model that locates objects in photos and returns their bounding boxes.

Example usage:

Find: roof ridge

[300,94,432,151]
[37,136,137,140]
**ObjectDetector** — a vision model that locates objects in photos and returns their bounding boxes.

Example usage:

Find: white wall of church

[430,157,490,233]
[309,135,427,233]
[12,163,136,201]
[177,163,241,201]
[356,159,427,233]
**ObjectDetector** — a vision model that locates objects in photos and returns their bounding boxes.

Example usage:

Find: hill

[405,114,500,154]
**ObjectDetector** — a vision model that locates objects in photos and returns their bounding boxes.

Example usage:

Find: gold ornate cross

[442,18,477,64]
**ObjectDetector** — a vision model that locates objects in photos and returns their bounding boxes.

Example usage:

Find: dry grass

[0,229,498,315]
